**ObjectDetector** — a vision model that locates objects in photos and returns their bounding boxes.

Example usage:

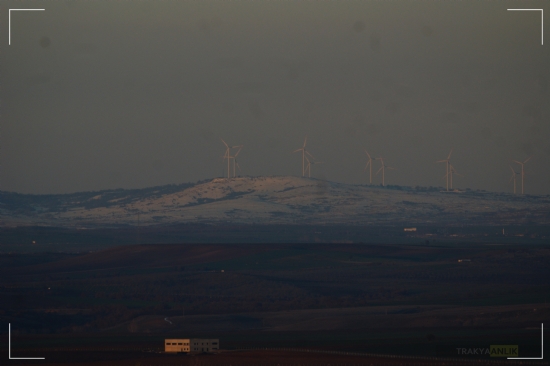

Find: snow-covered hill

[1,176,549,228]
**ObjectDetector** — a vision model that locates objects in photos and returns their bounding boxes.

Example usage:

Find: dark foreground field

[2,349,546,366]
[1,242,549,364]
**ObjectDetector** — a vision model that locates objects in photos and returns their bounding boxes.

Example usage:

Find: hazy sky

[1,0,549,194]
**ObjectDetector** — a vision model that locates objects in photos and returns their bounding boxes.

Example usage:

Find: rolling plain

[1,242,548,365]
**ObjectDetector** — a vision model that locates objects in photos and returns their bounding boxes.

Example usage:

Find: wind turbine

[232,145,243,177]
[293,136,314,177]
[221,139,232,178]
[375,157,395,187]
[364,150,373,184]
[221,139,243,178]
[512,156,532,195]
[437,149,453,191]
[509,165,519,194]
[305,156,323,178]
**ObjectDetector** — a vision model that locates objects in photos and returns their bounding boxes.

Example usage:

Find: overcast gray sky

[1,0,549,194]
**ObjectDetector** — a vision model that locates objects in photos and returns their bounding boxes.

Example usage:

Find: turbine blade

[447,149,453,160]
[293,148,303,153]
[305,150,315,160]
[376,167,383,175]
[364,150,371,159]
[524,156,532,164]
[303,136,307,148]
[221,139,229,148]
[512,160,522,165]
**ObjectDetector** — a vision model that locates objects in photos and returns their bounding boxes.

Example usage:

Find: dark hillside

[0,182,196,214]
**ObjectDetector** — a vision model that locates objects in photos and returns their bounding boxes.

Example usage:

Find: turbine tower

[509,165,519,194]
[375,157,395,187]
[444,164,462,190]
[293,136,314,177]
[512,156,532,195]
[437,149,453,191]
[364,150,373,184]
[305,157,311,178]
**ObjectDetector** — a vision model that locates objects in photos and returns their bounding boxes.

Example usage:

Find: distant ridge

[1,176,549,228]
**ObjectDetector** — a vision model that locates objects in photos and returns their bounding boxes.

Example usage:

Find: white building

[164,338,219,353]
